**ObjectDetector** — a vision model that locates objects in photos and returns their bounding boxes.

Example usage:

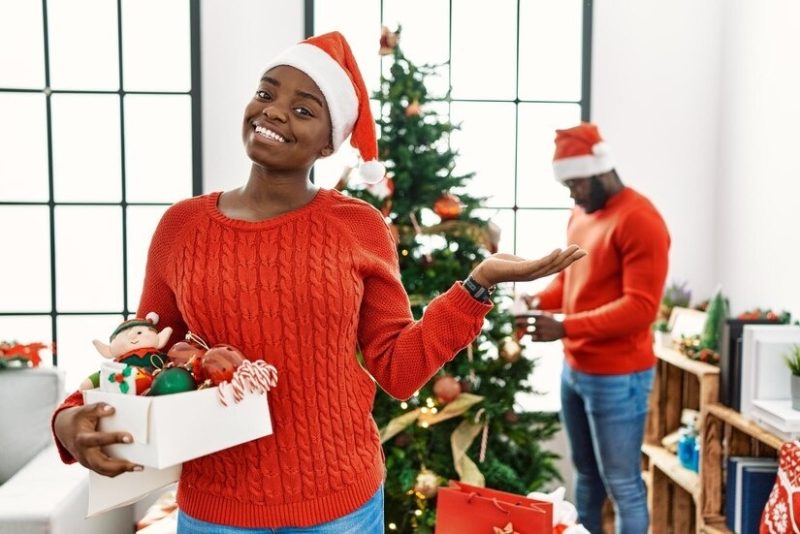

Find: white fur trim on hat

[553,144,614,182]
[263,43,358,151]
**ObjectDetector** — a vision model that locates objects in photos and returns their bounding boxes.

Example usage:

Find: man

[518,122,670,534]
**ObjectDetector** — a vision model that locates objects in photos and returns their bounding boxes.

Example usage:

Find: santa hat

[263,31,385,184]
[109,312,160,341]
[552,122,614,182]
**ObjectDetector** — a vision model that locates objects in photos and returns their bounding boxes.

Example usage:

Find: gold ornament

[414,469,439,498]
[499,337,522,363]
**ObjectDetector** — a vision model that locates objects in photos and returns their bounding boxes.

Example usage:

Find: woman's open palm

[471,245,587,287]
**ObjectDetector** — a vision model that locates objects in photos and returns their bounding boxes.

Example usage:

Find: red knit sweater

[536,187,670,375]
[53,188,491,527]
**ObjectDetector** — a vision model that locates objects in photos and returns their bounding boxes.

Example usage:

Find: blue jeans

[177,486,384,533]
[561,363,654,534]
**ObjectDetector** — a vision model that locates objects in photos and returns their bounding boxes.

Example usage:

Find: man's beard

[583,176,610,213]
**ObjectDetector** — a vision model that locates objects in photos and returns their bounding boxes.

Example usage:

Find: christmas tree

[343,28,560,533]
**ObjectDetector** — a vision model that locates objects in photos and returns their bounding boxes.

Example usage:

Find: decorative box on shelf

[739,324,800,420]
[752,399,800,441]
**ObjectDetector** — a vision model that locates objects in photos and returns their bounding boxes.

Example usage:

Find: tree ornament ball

[503,410,520,424]
[433,375,461,403]
[414,469,439,498]
[201,345,245,385]
[394,432,412,448]
[499,337,523,363]
[433,193,462,220]
[148,367,197,396]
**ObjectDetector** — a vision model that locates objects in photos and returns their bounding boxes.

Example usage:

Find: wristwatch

[463,275,495,303]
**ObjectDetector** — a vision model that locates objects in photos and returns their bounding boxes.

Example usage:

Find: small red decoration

[434,193,462,220]
[433,375,461,404]
[200,345,246,385]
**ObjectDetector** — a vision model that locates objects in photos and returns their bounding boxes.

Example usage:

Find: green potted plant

[785,345,800,410]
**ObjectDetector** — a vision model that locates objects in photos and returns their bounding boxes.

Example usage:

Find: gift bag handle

[465,492,548,515]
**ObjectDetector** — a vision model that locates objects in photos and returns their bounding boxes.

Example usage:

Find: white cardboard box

[83,387,272,515]
[752,399,800,441]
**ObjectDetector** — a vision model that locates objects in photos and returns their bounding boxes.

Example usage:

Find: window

[0,0,202,392]
[311,0,592,411]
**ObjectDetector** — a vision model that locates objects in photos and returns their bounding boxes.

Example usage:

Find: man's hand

[514,311,566,342]
[469,245,586,288]
[54,403,142,477]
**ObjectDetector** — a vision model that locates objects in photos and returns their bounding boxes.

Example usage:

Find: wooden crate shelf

[644,345,719,533]
[645,345,785,532]
[700,402,783,530]
[642,443,700,499]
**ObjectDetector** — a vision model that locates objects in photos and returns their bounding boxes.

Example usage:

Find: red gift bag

[761,441,800,534]
[436,481,553,534]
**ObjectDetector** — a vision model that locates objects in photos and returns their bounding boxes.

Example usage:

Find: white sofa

[0,368,134,533]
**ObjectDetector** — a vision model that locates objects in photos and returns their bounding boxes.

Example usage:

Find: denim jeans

[561,363,654,534]
[177,486,384,533]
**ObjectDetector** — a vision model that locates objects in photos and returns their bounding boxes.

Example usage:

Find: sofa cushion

[0,367,63,484]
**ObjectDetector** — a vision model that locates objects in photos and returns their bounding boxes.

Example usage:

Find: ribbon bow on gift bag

[436,481,552,534]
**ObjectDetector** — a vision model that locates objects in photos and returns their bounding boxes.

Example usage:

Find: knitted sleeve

[350,205,492,400]
[51,199,195,463]
[535,272,565,312]
[563,207,670,339]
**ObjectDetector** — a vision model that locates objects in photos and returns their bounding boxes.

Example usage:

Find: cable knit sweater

[536,187,670,375]
[53,188,491,528]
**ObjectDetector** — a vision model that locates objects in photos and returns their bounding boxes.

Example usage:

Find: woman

[53,32,586,533]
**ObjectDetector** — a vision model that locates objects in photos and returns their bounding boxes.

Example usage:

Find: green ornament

[148,367,197,396]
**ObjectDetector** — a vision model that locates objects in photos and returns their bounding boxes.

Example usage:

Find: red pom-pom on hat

[264,32,385,184]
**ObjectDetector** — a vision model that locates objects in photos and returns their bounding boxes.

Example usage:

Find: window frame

[0,0,203,367]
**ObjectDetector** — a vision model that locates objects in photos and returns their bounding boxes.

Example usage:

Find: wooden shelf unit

[698,403,782,533]
[643,345,720,534]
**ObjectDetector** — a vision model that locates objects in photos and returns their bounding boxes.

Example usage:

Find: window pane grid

[0,0,201,369]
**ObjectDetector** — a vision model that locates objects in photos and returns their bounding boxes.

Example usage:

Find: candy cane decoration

[217,360,278,406]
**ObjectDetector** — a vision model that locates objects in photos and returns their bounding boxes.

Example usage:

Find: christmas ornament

[379,26,399,56]
[433,375,461,404]
[393,432,412,448]
[433,193,462,220]
[148,367,197,396]
[405,100,421,117]
[499,337,522,363]
[167,341,205,367]
[83,311,172,393]
[503,410,520,424]
[200,344,246,385]
[414,469,439,499]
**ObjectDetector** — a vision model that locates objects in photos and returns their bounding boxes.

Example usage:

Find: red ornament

[433,375,461,404]
[405,100,422,117]
[434,193,462,220]
[167,341,206,367]
[200,344,246,384]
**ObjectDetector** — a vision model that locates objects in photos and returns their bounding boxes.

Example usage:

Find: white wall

[715,0,800,317]
[200,1,304,193]
[592,0,723,303]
